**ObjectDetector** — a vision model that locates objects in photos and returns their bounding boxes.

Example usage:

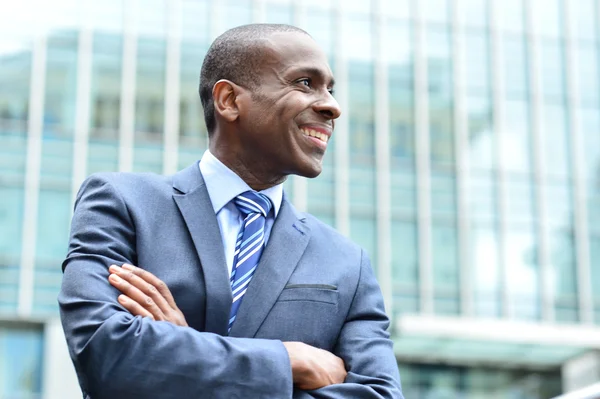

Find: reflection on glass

[182,0,210,44]
[541,104,570,177]
[134,38,166,173]
[464,33,490,95]
[462,0,488,28]
[471,224,501,316]
[221,0,252,32]
[496,0,525,33]
[266,4,293,24]
[0,37,30,135]
[0,326,43,398]
[550,225,578,323]
[580,108,600,185]
[568,0,598,41]
[381,0,411,19]
[502,35,529,99]
[531,0,563,38]
[500,100,532,174]
[350,217,377,272]
[421,0,450,24]
[468,173,497,221]
[88,32,122,174]
[392,221,418,315]
[468,96,494,172]
[505,177,535,222]
[432,222,459,315]
[179,44,208,170]
[399,363,562,398]
[575,45,599,107]
[44,31,79,137]
[539,41,566,101]
[305,9,334,53]
[506,226,540,320]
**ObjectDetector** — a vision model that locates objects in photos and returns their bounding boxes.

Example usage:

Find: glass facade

[1,0,599,397]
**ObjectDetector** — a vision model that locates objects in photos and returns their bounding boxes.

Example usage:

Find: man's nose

[313,92,342,120]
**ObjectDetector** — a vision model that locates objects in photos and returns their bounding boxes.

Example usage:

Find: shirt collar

[199,150,283,217]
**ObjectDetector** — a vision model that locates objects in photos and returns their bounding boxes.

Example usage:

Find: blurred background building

[1,0,600,397]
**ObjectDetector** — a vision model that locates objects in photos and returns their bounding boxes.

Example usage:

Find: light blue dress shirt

[199,150,283,277]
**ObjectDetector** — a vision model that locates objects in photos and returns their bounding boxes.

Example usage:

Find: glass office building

[1,0,599,397]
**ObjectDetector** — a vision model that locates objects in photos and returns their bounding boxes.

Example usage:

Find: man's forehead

[262,32,334,81]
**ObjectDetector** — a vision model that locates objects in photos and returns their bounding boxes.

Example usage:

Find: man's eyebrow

[288,66,335,86]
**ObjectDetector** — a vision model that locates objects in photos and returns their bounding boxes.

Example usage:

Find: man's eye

[328,88,335,96]
[298,78,311,87]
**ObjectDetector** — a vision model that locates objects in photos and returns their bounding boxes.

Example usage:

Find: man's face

[236,31,341,179]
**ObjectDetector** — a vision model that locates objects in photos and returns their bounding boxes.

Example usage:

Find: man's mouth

[300,128,329,143]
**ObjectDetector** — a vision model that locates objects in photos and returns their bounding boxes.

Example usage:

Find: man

[59,24,403,398]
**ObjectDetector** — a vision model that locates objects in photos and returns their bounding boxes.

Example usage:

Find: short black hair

[199,24,309,135]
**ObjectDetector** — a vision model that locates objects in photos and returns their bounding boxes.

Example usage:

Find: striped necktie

[228,190,273,332]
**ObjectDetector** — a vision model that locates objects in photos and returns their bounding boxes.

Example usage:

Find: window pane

[0,325,43,397]
[500,100,532,174]
[541,104,570,178]
[462,0,488,29]
[471,224,501,316]
[468,96,494,172]
[531,0,563,38]
[421,0,450,24]
[539,41,566,101]
[497,0,525,33]
[432,222,460,315]
[464,33,490,95]
[506,226,540,320]
[568,0,598,41]
[575,44,599,107]
[502,35,529,99]
[392,221,419,315]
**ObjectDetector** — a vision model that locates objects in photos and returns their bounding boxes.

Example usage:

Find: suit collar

[173,163,231,335]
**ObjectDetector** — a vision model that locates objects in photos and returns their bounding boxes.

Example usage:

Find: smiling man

[59,24,403,399]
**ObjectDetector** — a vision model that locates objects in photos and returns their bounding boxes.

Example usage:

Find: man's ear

[212,80,242,123]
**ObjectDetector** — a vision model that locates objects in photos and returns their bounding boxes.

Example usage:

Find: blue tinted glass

[88,32,122,174]
[221,0,252,32]
[541,104,570,177]
[182,0,210,43]
[422,0,450,24]
[431,172,457,217]
[307,138,335,217]
[44,31,79,136]
[266,4,293,24]
[471,223,501,316]
[532,0,563,38]
[462,0,488,28]
[391,219,419,315]
[576,45,599,107]
[465,33,490,95]
[505,177,535,223]
[591,236,600,311]
[179,44,208,170]
[580,109,600,185]
[134,38,166,173]
[468,96,494,172]
[500,100,532,174]
[0,37,30,131]
[506,225,540,320]
[569,0,598,41]
[0,326,43,397]
[497,0,525,33]
[305,9,334,53]
[432,221,459,314]
[468,173,497,222]
[539,41,566,101]
[350,217,377,271]
[502,36,529,99]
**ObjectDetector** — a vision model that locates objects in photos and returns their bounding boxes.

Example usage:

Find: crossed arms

[59,174,403,398]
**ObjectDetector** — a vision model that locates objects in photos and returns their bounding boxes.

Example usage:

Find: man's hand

[283,341,347,390]
[108,264,188,327]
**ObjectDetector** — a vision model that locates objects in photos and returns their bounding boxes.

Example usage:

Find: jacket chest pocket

[256,286,341,350]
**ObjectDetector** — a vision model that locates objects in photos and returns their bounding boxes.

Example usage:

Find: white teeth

[301,128,329,143]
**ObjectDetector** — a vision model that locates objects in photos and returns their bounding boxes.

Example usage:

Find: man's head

[199,24,341,186]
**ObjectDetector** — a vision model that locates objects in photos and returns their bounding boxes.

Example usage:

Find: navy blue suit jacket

[58,163,403,398]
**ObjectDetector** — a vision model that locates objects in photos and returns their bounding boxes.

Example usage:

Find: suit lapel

[229,198,310,338]
[172,164,231,336]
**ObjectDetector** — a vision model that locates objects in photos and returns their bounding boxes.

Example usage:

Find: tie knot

[234,191,272,217]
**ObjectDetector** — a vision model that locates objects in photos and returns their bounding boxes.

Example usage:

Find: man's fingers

[108,272,165,321]
[121,264,178,309]
[110,265,173,315]
[117,295,155,320]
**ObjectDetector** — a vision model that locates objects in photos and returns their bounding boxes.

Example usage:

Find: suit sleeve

[58,174,293,399]
[293,250,404,399]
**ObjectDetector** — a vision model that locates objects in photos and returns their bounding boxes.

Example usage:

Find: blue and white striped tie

[228,191,272,332]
